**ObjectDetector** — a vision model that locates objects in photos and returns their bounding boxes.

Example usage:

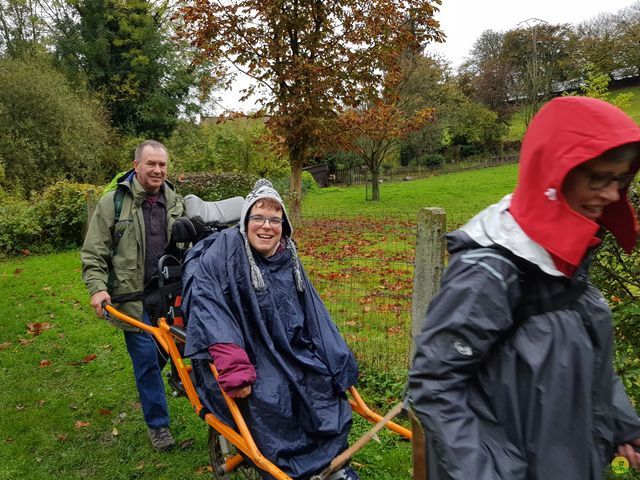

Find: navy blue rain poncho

[182,227,358,479]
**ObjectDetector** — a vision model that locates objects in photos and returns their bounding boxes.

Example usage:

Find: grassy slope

[506,85,640,141]
[302,163,518,229]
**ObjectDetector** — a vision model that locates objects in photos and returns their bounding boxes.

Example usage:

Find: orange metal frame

[104,305,411,480]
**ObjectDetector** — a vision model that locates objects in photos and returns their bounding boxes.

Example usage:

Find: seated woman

[182,179,360,480]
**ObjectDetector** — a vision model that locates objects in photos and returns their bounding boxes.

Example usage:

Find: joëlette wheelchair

[104,194,412,480]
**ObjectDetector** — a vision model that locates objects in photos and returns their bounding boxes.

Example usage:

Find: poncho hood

[510,96,640,268]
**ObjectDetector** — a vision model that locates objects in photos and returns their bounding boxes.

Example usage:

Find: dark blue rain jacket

[182,227,358,479]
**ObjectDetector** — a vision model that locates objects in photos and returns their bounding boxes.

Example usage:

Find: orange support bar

[348,386,412,440]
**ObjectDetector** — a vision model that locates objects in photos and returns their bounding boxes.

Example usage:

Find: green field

[302,163,518,228]
[506,85,640,141]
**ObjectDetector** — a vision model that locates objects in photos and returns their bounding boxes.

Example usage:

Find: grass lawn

[0,250,412,480]
[302,163,518,229]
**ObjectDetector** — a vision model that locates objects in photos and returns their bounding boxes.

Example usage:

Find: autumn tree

[338,93,434,201]
[177,0,443,222]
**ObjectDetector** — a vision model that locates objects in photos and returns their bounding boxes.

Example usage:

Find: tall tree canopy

[53,0,213,138]
[178,0,444,221]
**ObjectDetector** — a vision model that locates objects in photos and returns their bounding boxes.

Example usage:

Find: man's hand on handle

[617,439,640,470]
[90,291,111,318]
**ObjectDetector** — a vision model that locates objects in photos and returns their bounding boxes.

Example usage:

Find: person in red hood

[408,96,640,480]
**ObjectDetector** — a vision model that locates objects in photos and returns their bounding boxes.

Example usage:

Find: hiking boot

[148,427,176,451]
[327,466,360,480]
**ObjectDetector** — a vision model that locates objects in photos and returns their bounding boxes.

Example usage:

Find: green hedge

[0,172,316,256]
[0,182,99,255]
[172,171,258,201]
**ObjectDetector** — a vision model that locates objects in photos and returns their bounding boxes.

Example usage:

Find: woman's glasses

[577,166,635,190]
[249,215,283,227]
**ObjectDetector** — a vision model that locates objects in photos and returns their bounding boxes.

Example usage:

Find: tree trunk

[371,169,380,201]
[288,149,304,227]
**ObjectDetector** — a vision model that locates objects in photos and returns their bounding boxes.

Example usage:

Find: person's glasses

[577,166,636,190]
[249,215,283,227]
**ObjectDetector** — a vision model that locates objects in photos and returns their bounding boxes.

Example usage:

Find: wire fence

[296,213,418,374]
[333,153,519,185]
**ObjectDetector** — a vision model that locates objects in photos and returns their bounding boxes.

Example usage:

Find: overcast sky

[218,0,638,112]
[427,0,638,68]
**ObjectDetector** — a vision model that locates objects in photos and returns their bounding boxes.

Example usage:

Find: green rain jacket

[81,173,184,331]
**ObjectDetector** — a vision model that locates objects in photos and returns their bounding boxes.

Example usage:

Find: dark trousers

[123,312,169,429]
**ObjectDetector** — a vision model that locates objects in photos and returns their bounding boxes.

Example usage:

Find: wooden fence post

[410,207,446,480]
[411,207,446,356]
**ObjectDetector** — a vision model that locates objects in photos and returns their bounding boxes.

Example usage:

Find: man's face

[247,202,283,257]
[562,156,634,221]
[134,146,168,194]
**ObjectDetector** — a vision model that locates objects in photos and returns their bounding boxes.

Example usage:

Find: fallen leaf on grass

[98,408,111,416]
[135,461,145,470]
[27,322,53,336]
[112,427,119,436]
[0,342,11,350]
[15,404,26,411]
[195,465,213,474]
[13,268,23,275]
[68,354,97,366]
[39,359,52,367]
[18,338,34,346]
[56,434,68,441]
[75,421,90,428]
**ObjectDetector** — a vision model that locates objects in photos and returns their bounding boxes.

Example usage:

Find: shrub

[301,171,319,194]
[415,153,445,168]
[592,181,640,406]
[172,171,258,201]
[0,194,42,255]
[0,57,114,196]
[36,182,101,250]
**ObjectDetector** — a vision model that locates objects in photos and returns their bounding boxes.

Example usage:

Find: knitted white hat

[240,179,303,292]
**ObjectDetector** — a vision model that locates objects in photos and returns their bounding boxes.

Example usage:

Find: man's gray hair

[135,140,168,161]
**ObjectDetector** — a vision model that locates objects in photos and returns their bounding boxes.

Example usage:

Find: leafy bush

[0,57,115,196]
[36,182,101,250]
[302,171,319,194]
[166,118,289,178]
[0,194,42,255]
[592,181,640,407]
[172,171,258,201]
[415,153,445,168]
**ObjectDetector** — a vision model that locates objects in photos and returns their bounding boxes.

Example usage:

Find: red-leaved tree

[177,0,443,222]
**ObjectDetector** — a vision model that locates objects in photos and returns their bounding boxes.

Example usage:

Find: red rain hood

[510,97,640,268]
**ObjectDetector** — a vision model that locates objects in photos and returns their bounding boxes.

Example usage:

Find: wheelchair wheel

[207,426,262,480]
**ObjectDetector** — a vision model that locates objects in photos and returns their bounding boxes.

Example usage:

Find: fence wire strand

[298,213,417,372]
